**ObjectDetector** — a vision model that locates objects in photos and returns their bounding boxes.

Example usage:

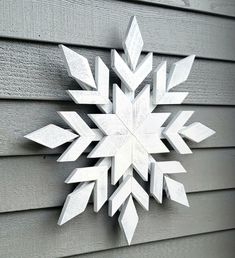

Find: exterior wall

[0,0,234,257]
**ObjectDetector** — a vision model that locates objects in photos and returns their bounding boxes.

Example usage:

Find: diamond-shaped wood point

[118,196,139,245]
[123,16,143,71]
[25,124,78,149]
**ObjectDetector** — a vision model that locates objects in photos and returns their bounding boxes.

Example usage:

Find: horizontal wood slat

[0,0,234,60]
[0,101,233,156]
[0,148,234,213]
[134,0,235,18]
[1,40,235,105]
[0,190,234,257]
[76,230,235,258]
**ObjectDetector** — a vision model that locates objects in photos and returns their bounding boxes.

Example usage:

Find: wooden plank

[0,155,92,213]
[0,0,235,60]
[134,0,235,18]
[0,148,234,213]
[76,230,235,258]
[0,100,233,156]
[0,190,234,257]
[1,40,235,105]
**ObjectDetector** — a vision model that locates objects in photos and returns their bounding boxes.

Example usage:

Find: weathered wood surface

[0,148,234,213]
[0,100,233,156]
[1,40,235,105]
[0,0,235,60]
[76,230,235,258]
[134,0,235,17]
[0,190,234,257]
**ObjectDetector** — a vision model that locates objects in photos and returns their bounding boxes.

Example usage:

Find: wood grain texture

[0,100,233,156]
[0,155,92,213]
[75,230,235,258]
[134,0,235,17]
[0,190,234,257]
[0,148,234,213]
[0,0,235,60]
[1,40,235,105]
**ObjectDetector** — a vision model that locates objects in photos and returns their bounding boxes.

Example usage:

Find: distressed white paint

[89,84,170,185]
[163,111,194,154]
[156,92,189,105]
[65,166,108,183]
[123,16,143,71]
[109,175,132,216]
[112,138,133,184]
[91,129,104,141]
[153,61,167,98]
[57,111,96,162]
[152,60,188,105]
[131,177,149,211]
[136,133,169,153]
[132,140,149,181]
[95,57,110,99]
[164,176,189,207]
[122,167,134,181]
[156,161,186,174]
[167,55,195,90]
[88,135,129,158]
[136,113,171,135]
[68,90,109,104]
[25,124,78,149]
[24,16,216,245]
[61,46,113,113]
[57,182,95,225]
[89,114,128,135]
[150,161,186,203]
[65,165,109,212]
[94,158,111,212]
[150,163,164,203]
[118,195,139,245]
[113,84,133,130]
[109,175,149,217]
[180,122,216,143]
[60,45,96,89]
[95,157,112,168]
[58,111,94,136]
[57,137,95,162]
[111,50,152,92]
[133,85,151,128]
[67,57,111,106]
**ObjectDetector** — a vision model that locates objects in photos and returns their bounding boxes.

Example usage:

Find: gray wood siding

[135,0,235,17]
[0,0,234,257]
[0,148,234,213]
[77,230,235,258]
[1,40,235,105]
[0,0,235,60]
[0,190,234,257]
[1,102,234,156]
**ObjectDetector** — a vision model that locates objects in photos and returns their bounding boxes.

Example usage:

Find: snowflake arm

[60,45,112,113]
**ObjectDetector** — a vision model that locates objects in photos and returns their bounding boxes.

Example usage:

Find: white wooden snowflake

[25,16,215,245]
